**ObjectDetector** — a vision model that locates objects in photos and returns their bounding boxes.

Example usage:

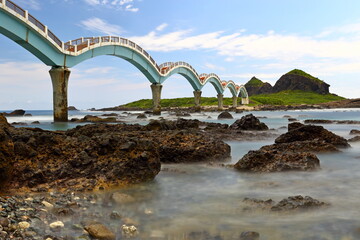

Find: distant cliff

[245,69,330,96]
[245,77,273,96]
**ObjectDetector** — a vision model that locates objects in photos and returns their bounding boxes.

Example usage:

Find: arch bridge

[0,0,249,121]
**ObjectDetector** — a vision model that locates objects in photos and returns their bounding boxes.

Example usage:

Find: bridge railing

[2,0,63,49]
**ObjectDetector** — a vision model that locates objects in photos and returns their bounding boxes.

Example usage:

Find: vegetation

[245,77,264,87]
[286,69,323,83]
[250,90,344,105]
[121,90,344,108]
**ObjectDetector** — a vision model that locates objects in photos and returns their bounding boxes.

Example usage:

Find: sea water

[3,108,360,239]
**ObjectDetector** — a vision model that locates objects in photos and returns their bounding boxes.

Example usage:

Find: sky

[1,0,360,110]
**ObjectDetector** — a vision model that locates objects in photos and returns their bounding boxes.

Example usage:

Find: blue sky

[1,0,360,109]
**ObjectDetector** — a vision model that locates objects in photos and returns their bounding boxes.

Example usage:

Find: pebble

[42,201,54,209]
[122,224,139,238]
[49,221,64,230]
[18,221,31,229]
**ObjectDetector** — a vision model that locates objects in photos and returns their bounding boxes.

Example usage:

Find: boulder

[137,113,147,119]
[350,129,360,135]
[234,149,320,172]
[84,223,115,240]
[276,124,349,147]
[348,136,360,142]
[67,106,78,111]
[271,195,329,211]
[217,111,233,119]
[260,140,338,153]
[288,122,304,131]
[4,109,25,116]
[229,114,268,131]
[0,115,14,187]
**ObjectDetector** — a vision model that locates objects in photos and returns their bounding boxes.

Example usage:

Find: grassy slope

[121,90,345,108]
[286,69,323,83]
[245,77,264,87]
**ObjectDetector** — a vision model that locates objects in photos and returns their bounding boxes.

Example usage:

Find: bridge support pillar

[241,97,249,105]
[193,90,202,112]
[151,83,162,115]
[217,94,224,111]
[49,67,70,122]
[232,96,238,108]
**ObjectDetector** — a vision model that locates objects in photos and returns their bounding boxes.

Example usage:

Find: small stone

[240,231,260,240]
[84,223,116,240]
[0,217,9,227]
[217,111,233,119]
[25,197,34,201]
[121,224,139,238]
[18,221,31,229]
[111,192,135,204]
[110,211,122,220]
[42,201,54,209]
[49,221,64,230]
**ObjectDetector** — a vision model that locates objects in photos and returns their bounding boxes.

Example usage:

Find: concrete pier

[49,67,70,122]
[217,94,224,111]
[151,83,162,115]
[241,97,249,105]
[193,90,202,112]
[232,96,238,108]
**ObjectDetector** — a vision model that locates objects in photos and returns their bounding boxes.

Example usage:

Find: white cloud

[83,0,139,12]
[155,23,168,32]
[80,18,123,35]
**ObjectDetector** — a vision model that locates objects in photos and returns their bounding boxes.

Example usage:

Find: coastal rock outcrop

[2,109,26,116]
[234,149,320,172]
[275,123,349,147]
[0,114,14,187]
[217,111,233,119]
[230,114,269,131]
[244,76,273,96]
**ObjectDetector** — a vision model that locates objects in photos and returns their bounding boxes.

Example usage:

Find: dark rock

[11,122,27,126]
[31,121,40,124]
[175,112,191,117]
[288,122,304,131]
[260,140,338,153]
[304,119,334,124]
[24,113,32,117]
[101,113,118,117]
[136,113,147,119]
[271,195,329,211]
[230,114,268,131]
[84,223,115,240]
[288,118,298,122]
[68,106,78,111]
[245,76,273,96]
[348,136,360,142]
[350,129,360,135]
[276,124,349,147]
[235,109,243,113]
[217,112,233,119]
[234,149,320,172]
[73,115,119,123]
[240,231,260,240]
[3,109,25,116]
[0,116,14,187]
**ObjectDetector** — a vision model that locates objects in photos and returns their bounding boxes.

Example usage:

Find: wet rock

[31,121,40,124]
[11,122,27,126]
[230,114,268,131]
[3,109,25,116]
[288,122,304,131]
[121,225,139,238]
[0,116,14,187]
[276,124,349,147]
[74,115,119,123]
[217,111,233,119]
[242,195,329,212]
[350,129,360,135]
[85,223,115,240]
[111,192,135,204]
[101,113,118,117]
[49,221,64,230]
[260,140,339,153]
[288,118,298,122]
[235,109,243,113]
[175,112,191,117]
[239,231,260,240]
[234,149,320,172]
[271,195,329,211]
[24,113,32,117]
[136,113,147,119]
[348,136,360,142]
[68,106,78,111]
[305,119,360,124]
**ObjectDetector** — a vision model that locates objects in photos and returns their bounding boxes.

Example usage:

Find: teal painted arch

[65,45,160,83]
[238,85,248,98]
[0,7,65,66]
[201,77,224,95]
[225,82,238,97]
[159,66,202,91]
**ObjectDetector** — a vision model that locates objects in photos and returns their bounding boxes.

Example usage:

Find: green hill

[286,69,323,83]
[120,90,344,108]
[245,77,264,87]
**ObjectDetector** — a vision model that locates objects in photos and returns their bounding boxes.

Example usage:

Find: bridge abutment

[151,83,162,115]
[193,90,202,112]
[49,67,70,122]
[217,94,224,111]
[232,96,238,108]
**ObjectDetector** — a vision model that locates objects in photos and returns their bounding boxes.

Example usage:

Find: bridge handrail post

[24,9,28,19]
[2,0,5,7]
[44,25,48,35]
[98,36,101,44]
[87,40,89,48]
